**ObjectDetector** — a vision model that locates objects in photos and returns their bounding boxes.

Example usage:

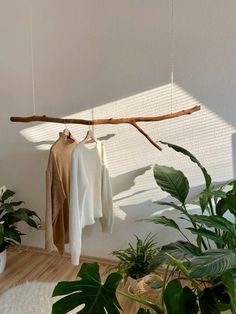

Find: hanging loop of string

[29,4,36,115]
[170,0,175,113]
[91,108,95,133]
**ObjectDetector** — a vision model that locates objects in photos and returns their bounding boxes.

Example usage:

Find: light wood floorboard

[0,247,138,313]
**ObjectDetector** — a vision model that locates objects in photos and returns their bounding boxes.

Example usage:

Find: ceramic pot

[0,250,6,273]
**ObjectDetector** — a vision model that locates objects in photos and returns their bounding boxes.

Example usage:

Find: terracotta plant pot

[0,250,6,273]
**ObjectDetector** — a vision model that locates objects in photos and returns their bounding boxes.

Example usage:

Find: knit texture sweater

[45,133,77,254]
[69,140,113,265]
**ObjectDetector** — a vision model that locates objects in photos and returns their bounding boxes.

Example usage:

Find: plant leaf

[154,201,185,213]
[221,269,236,314]
[148,241,199,271]
[163,279,198,314]
[216,194,236,216]
[1,189,15,202]
[188,215,236,236]
[189,249,236,278]
[153,165,189,204]
[199,288,220,314]
[0,224,4,246]
[145,216,180,231]
[187,227,225,246]
[52,262,122,314]
[160,141,212,188]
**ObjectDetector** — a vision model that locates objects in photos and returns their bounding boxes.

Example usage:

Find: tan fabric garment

[45,132,77,254]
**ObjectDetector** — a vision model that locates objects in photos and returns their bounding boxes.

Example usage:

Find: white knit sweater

[69,140,113,265]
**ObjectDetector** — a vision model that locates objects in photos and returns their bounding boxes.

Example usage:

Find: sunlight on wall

[20,83,236,220]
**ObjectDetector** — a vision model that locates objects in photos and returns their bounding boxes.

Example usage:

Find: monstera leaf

[153,165,189,204]
[52,263,122,314]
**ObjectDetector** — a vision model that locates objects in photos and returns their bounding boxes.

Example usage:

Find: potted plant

[0,186,40,273]
[51,142,236,313]
[111,233,159,281]
[112,234,162,309]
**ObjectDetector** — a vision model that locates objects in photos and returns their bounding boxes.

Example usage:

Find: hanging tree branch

[10,105,200,151]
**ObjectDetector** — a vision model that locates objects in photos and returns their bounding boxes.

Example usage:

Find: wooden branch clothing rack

[11,105,200,264]
[10,105,200,151]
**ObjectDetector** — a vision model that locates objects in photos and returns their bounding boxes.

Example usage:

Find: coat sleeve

[100,144,114,234]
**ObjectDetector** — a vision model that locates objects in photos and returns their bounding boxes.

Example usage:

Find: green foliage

[188,249,236,278]
[221,270,236,314]
[53,263,122,314]
[112,233,159,280]
[160,141,212,188]
[148,241,199,271]
[199,288,220,314]
[153,165,189,204]
[144,216,180,231]
[0,186,40,252]
[163,279,198,314]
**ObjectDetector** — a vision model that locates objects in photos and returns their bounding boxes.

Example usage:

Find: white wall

[0,0,236,259]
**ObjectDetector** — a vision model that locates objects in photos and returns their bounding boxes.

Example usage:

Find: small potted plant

[0,186,40,273]
[112,233,159,281]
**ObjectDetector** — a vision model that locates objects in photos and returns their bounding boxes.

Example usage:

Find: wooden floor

[0,247,137,313]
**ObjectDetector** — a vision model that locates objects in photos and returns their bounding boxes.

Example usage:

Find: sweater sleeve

[69,148,82,265]
[45,168,54,252]
[45,152,66,254]
[100,144,114,234]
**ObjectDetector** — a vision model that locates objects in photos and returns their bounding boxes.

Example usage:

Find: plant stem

[165,253,202,294]
[118,289,164,314]
[183,204,208,250]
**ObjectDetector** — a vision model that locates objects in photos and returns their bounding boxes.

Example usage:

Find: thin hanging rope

[170,0,175,113]
[29,4,36,115]
[91,108,95,133]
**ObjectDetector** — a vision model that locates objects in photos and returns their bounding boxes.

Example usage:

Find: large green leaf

[199,288,220,314]
[145,216,180,231]
[187,227,225,246]
[221,269,236,314]
[2,208,39,228]
[1,189,15,202]
[154,201,185,213]
[149,241,199,271]
[160,141,212,188]
[163,279,198,314]
[153,165,189,204]
[216,194,236,216]
[188,215,236,236]
[4,226,21,244]
[189,249,236,278]
[52,263,122,314]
